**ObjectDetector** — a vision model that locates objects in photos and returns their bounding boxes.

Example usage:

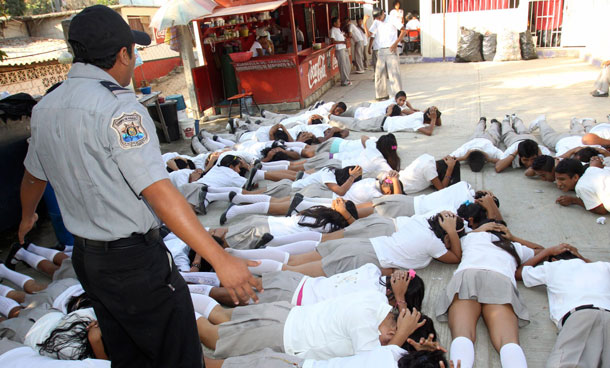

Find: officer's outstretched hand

[216,253,263,305]
[18,212,38,245]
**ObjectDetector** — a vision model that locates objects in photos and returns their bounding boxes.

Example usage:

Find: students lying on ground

[553,157,609,215]
[449,117,503,172]
[529,116,602,157]
[4,242,70,279]
[399,154,460,194]
[194,130,236,152]
[239,211,465,277]
[329,106,441,135]
[435,222,544,368]
[256,102,347,126]
[456,191,504,230]
[341,91,417,120]
[518,245,610,368]
[495,114,552,173]
[0,339,110,368]
[582,121,610,147]
[530,148,609,182]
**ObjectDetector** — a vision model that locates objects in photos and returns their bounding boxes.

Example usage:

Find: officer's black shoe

[243,168,258,191]
[228,118,236,134]
[228,191,237,203]
[286,193,304,216]
[4,242,22,271]
[254,233,274,249]
[220,203,235,225]
[295,171,304,181]
[197,187,208,215]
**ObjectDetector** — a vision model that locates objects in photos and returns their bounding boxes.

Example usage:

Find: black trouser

[72,231,203,368]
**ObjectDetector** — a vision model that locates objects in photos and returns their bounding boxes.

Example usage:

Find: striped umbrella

[151,0,218,30]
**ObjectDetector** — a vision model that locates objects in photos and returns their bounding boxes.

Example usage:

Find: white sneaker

[529,114,545,132]
[355,70,365,74]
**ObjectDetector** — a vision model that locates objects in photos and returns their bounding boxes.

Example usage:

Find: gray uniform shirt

[24,63,168,241]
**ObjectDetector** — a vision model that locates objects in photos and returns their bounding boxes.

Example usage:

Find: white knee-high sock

[500,343,527,368]
[205,192,231,203]
[273,240,319,254]
[204,137,225,150]
[64,245,74,252]
[15,248,45,269]
[226,202,270,221]
[267,232,322,246]
[227,248,290,263]
[188,284,214,296]
[64,252,73,258]
[248,259,283,275]
[450,336,475,368]
[0,264,33,289]
[254,170,266,182]
[180,272,221,287]
[215,136,235,146]
[207,186,243,193]
[0,284,14,298]
[231,193,271,204]
[190,293,219,319]
[0,295,20,318]
[261,162,289,171]
[26,243,61,262]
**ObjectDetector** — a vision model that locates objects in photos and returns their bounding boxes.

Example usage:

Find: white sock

[450,336,475,368]
[26,243,60,262]
[188,284,213,296]
[15,248,45,269]
[180,272,221,287]
[226,202,270,221]
[0,295,20,318]
[63,245,74,252]
[207,186,243,193]
[273,240,319,254]
[231,193,271,204]
[267,232,322,246]
[261,162,289,171]
[215,136,235,146]
[500,343,528,368]
[227,248,290,263]
[0,284,14,298]
[0,264,33,289]
[204,137,225,150]
[64,252,72,258]
[248,259,283,275]
[190,293,219,319]
[254,170,266,182]
[206,192,230,203]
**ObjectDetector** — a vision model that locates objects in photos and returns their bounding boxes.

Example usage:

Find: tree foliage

[2,0,27,16]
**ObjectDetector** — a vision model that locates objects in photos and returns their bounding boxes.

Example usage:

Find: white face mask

[134,48,144,68]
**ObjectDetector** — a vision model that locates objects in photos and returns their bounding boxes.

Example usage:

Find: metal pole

[289,0,299,55]
[442,0,446,61]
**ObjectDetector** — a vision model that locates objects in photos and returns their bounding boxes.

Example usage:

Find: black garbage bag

[482,33,497,61]
[0,93,37,121]
[519,32,538,60]
[455,27,483,63]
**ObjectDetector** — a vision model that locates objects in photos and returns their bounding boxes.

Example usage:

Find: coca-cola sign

[307,54,327,89]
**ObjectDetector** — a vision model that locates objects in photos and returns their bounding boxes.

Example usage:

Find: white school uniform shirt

[522,259,610,327]
[268,215,334,237]
[330,27,346,50]
[354,99,395,120]
[296,263,386,306]
[254,125,274,142]
[195,165,246,188]
[368,15,403,49]
[575,166,610,211]
[500,141,552,168]
[334,137,370,154]
[340,139,392,175]
[169,169,193,188]
[164,235,191,272]
[289,123,332,138]
[161,152,180,165]
[348,23,365,43]
[218,150,257,165]
[383,111,426,133]
[233,140,273,157]
[0,347,110,368]
[399,153,438,194]
[370,215,448,270]
[414,181,475,215]
[455,232,535,287]
[341,177,383,204]
[303,344,406,368]
[249,41,265,57]
[589,123,610,139]
[554,136,602,156]
[449,138,503,160]
[292,168,337,190]
[283,290,392,359]
[52,284,85,314]
[406,18,420,30]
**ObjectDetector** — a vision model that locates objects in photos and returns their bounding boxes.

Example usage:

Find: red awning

[200,0,287,19]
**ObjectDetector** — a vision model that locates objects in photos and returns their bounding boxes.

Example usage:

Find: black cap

[68,5,151,59]
[372,7,384,18]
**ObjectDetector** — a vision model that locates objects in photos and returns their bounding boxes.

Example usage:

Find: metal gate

[527,0,564,48]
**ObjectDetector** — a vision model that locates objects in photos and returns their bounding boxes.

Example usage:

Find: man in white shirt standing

[330,17,352,86]
[347,19,365,74]
[368,7,407,100]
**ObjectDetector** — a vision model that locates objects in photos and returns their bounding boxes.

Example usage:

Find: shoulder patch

[111,112,150,149]
[100,81,132,97]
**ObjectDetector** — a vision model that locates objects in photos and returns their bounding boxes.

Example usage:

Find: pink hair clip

[391,145,397,150]
[408,269,416,279]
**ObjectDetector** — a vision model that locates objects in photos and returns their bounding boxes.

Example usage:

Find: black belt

[74,228,160,249]
[560,304,610,327]
[380,116,388,130]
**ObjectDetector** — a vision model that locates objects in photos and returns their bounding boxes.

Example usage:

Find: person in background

[591,60,610,97]
[389,0,404,27]
[294,22,305,51]
[406,13,420,30]
[347,18,366,74]
[250,29,274,57]
[330,17,352,87]
[357,17,370,69]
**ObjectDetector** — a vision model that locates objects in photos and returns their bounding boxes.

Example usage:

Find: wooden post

[178,24,201,119]
[326,3,330,34]
[289,0,298,55]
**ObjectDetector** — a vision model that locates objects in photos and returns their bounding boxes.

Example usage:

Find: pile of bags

[455,27,538,63]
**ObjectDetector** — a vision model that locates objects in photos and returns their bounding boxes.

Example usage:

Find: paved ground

[2,57,609,367]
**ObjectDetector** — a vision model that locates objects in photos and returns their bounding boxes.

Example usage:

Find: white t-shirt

[289,123,332,139]
[169,169,193,188]
[389,9,404,25]
[292,168,337,190]
[336,137,371,154]
[330,27,346,50]
[399,153,438,194]
[589,123,610,139]
[348,23,365,43]
[383,111,425,133]
[161,152,180,166]
[406,19,420,30]
[500,141,552,168]
[455,232,535,287]
[283,290,392,359]
[370,215,447,270]
[575,166,610,211]
[354,99,395,120]
[268,215,333,237]
[233,140,273,157]
[368,16,403,49]
[196,165,246,188]
[297,263,386,305]
[554,136,602,157]
[249,41,265,57]
[414,181,475,215]
[522,259,610,327]
[303,345,406,368]
[340,139,392,175]
[254,125,274,142]
[449,138,503,160]
[342,177,383,204]
[0,347,110,368]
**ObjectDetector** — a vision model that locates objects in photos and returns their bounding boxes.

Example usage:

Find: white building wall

[579,0,610,63]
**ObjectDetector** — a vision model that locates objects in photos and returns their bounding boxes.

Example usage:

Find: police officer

[17,5,261,367]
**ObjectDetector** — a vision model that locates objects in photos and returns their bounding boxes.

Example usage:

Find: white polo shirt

[368,15,403,49]
[399,153,438,194]
[575,166,610,211]
[330,27,346,50]
[348,23,365,43]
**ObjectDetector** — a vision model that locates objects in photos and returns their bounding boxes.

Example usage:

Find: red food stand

[191,0,356,112]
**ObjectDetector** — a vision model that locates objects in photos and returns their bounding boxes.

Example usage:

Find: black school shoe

[220,203,235,226]
[243,167,258,191]
[197,186,208,215]
[592,91,609,97]
[4,242,23,271]
[254,233,274,249]
[286,193,304,217]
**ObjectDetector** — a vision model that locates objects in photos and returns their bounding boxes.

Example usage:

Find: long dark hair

[260,142,292,161]
[332,166,362,186]
[66,293,93,314]
[402,314,438,353]
[376,133,401,171]
[380,274,425,311]
[297,201,358,231]
[398,350,448,368]
[37,318,95,360]
[427,213,466,240]
[457,203,487,229]
[479,219,521,265]
[436,159,461,185]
